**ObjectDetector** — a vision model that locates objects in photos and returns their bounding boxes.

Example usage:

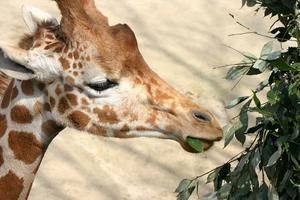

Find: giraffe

[0,0,223,199]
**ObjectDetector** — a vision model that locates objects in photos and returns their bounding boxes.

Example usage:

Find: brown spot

[88,124,106,136]
[114,124,130,138]
[0,146,3,167]
[68,52,73,58]
[0,114,7,138]
[8,131,43,164]
[58,97,70,114]
[44,103,51,112]
[1,80,14,109]
[73,63,77,69]
[155,89,172,102]
[46,34,54,40]
[44,42,61,50]
[150,78,158,85]
[134,78,142,84]
[145,83,154,98]
[54,46,64,53]
[66,93,78,106]
[34,101,43,114]
[55,85,62,96]
[21,80,34,96]
[68,111,91,130]
[78,62,83,69]
[146,111,158,124]
[81,98,89,105]
[86,56,91,61]
[137,70,143,77]
[136,126,150,131]
[37,83,45,91]
[11,87,18,101]
[120,124,130,132]
[11,105,33,124]
[64,84,73,92]
[59,57,70,70]
[33,41,42,48]
[73,71,79,76]
[66,76,75,85]
[18,34,34,50]
[0,171,24,200]
[63,45,69,53]
[93,106,119,124]
[73,51,79,59]
[42,120,63,137]
[50,97,56,109]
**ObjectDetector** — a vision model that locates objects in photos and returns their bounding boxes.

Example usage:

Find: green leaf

[290,62,300,70]
[258,183,269,199]
[267,90,277,104]
[235,131,246,145]
[269,59,293,71]
[266,51,281,61]
[250,149,261,169]
[200,192,217,200]
[268,187,279,200]
[253,92,261,108]
[266,147,282,167]
[246,0,257,7]
[177,188,194,200]
[206,170,218,183]
[255,80,269,92]
[235,100,251,145]
[225,96,249,109]
[225,66,249,80]
[186,137,204,152]
[217,183,232,199]
[175,179,191,193]
[241,0,247,7]
[247,67,262,75]
[246,124,263,133]
[253,59,268,72]
[260,41,273,59]
[223,124,237,148]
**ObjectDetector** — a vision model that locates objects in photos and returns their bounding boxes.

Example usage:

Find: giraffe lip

[182,137,214,153]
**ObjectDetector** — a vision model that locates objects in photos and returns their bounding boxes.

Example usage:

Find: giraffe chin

[181,139,214,153]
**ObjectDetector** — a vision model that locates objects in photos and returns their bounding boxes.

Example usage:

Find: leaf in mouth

[186,137,204,153]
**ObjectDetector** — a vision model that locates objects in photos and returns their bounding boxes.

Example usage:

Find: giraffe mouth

[181,137,214,153]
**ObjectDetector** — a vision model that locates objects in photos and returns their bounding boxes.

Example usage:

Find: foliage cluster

[176,0,300,199]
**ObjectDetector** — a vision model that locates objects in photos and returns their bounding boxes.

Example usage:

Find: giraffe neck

[0,79,63,200]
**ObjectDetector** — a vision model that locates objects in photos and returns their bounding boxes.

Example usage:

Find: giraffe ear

[0,43,34,80]
[22,5,59,33]
[0,42,62,82]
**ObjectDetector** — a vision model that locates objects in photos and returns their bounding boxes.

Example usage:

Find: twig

[229,31,275,39]
[213,62,253,69]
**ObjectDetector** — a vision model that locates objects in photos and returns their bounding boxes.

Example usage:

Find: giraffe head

[0,0,222,153]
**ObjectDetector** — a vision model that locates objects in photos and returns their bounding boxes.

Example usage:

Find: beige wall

[0,1,272,199]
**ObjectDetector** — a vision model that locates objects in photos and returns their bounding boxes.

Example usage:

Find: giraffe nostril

[192,111,211,123]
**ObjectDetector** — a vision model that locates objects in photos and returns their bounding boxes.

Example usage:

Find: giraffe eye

[87,79,118,92]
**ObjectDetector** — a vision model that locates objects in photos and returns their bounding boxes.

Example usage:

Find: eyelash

[87,79,118,92]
